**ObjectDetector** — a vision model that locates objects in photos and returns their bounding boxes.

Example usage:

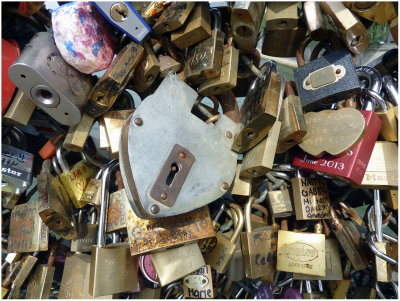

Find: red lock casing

[2,39,20,114]
[293,110,382,186]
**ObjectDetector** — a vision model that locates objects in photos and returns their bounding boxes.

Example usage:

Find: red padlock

[2,39,20,114]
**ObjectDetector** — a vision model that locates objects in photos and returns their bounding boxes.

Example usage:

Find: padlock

[85,42,144,118]
[183,265,214,299]
[130,41,160,93]
[25,241,57,299]
[343,2,397,24]
[241,197,278,279]
[262,2,307,57]
[89,160,138,297]
[80,168,103,207]
[276,81,307,154]
[293,66,383,186]
[227,163,253,196]
[37,159,78,240]
[8,32,93,125]
[38,132,66,160]
[320,2,368,54]
[277,229,325,276]
[373,91,398,142]
[2,143,33,196]
[92,2,150,43]
[8,195,48,253]
[71,208,97,253]
[184,8,225,85]
[120,74,239,218]
[232,60,281,153]
[267,181,294,218]
[303,2,327,41]
[62,113,95,152]
[327,280,351,299]
[56,145,98,209]
[152,2,196,33]
[52,2,116,74]
[3,89,36,127]
[171,3,211,50]
[158,55,181,77]
[293,221,343,281]
[298,107,366,157]
[294,44,361,111]
[291,169,330,220]
[302,280,327,299]
[360,141,398,189]
[102,109,135,159]
[150,242,205,287]
[198,47,239,96]
[384,190,398,210]
[106,188,128,233]
[2,191,20,210]
[231,2,266,50]
[329,205,369,271]
[203,203,244,274]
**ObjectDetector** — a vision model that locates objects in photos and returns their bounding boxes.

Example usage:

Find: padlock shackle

[212,90,240,123]
[382,74,399,106]
[329,206,344,231]
[229,203,244,244]
[251,203,269,225]
[296,35,313,67]
[244,196,256,232]
[362,89,388,112]
[374,189,383,242]
[97,159,119,247]
[337,201,365,227]
[209,8,222,31]
[51,156,63,177]
[56,145,70,172]
[285,81,296,97]
[367,232,398,266]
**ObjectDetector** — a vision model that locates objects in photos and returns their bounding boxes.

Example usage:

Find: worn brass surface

[304,2,327,41]
[277,230,326,276]
[343,2,397,24]
[150,242,205,287]
[183,265,214,299]
[99,118,110,150]
[375,242,391,282]
[320,2,369,54]
[385,190,398,210]
[3,89,36,126]
[159,55,181,78]
[361,141,398,189]
[171,3,211,50]
[265,2,299,29]
[85,42,144,117]
[227,163,252,196]
[70,224,97,252]
[2,191,20,210]
[103,109,135,159]
[267,188,294,218]
[376,108,398,142]
[106,189,128,233]
[63,113,95,152]
[240,120,281,178]
[328,280,351,299]
[198,46,239,96]
[153,2,196,33]
[13,255,39,287]
[25,265,55,299]
[299,108,366,157]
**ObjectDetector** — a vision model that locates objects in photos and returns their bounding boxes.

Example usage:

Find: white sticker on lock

[183,274,209,289]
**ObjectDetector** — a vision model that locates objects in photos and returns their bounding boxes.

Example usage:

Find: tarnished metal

[153,2,196,33]
[106,189,128,233]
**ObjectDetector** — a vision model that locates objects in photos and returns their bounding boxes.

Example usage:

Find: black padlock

[294,48,361,111]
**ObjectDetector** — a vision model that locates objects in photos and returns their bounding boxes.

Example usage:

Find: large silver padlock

[8,32,93,126]
[119,74,239,218]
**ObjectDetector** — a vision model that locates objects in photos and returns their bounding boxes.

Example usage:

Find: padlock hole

[166,163,180,186]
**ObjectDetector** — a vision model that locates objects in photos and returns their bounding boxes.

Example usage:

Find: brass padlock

[158,55,181,77]
[262,2,307,57]
[384,190,398,210]
[277,229,325,276]
[99,118,110,150]
[374,92,398,142]
[152,2,196,33]
[102,109,135,159]
[276,81,307,154]
[320,2,368,54]
[56,145,98,209]
[231,2,266,50]
[130,41,160,93]
[3,89,36,126]
[85,42,144,118]
[303,2,327,41]
[203,203,244,274]
[267,181,294,218]
[198,47,239,96]
[360,141,398,189]
[241,197,278,279]
[63,113,95,152]
[302,280,328,299]
[38,159,78,240]
[71,209,97,253]
[184,8,225,85]
[343,2,397,24]
[232,61,281,153]
[328,280,351,299]
[89,160,138,297]
[2,191,20,210]
[150,242,206,287]
[171,3,211,50]
[183,265,214,299]
[227,163,253,196]
[106,188,128,233]
[292,170,331,220]
[329,206,369,271]
[25,242,57,299]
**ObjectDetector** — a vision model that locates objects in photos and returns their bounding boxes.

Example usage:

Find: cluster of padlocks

[1,1,399,299]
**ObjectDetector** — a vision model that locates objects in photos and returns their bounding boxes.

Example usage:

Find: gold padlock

[153,2,196,33]
[267,181,294,218]
[63,113,95,152]
[3,89,36,126]
[183,265,214,299]
[231,2,266,50]
[303,2,327,41]
[343,2,397,24]
[384,190,398,210]
[171,3,211,50]
[71,209,97,253]
[99,118,110,150]
[159,55,181,77]
[227,163,253,196]
[85,42,144,118]
[241,197,278,279]
[320,2,369,55]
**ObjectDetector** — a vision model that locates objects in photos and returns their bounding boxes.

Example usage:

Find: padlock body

[25,265,55,299]
[267,189,294,218]
[203,232,237,274]
[293,110,382,185]
[106,189,128,233]
[183,265,214,299]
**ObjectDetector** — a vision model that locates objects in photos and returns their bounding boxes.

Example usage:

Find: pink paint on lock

[52,2,116,74]
[139,254,159,285]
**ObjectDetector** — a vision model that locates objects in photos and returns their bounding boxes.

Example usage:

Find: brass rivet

[336,69,341,74]
[221,182,229,190]
[225,131,233,139]
[150,204,160,214]
[160,192,168,200]
[306,80,311,86]
[134,118,143,126]
[178,151,186,159]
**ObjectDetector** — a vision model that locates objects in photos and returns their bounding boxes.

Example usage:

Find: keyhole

[166,163,179,186]
[117,9,127,19]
